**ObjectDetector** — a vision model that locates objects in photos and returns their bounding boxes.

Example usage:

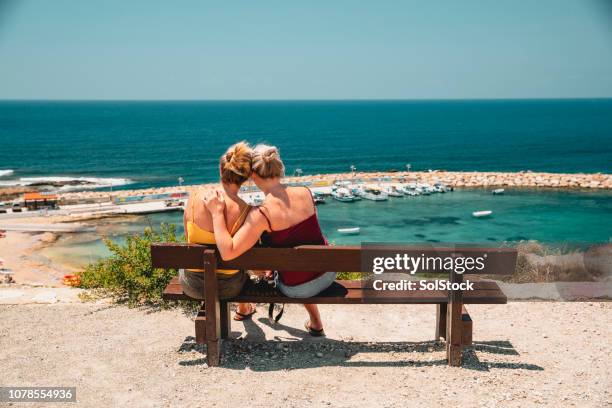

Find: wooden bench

[151,244,516,367]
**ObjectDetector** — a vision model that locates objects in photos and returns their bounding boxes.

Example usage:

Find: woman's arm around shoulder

[204,190,269,260]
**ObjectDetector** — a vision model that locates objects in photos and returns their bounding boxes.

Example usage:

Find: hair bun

[252,144,284,179]
[225,151,235,164]
[220,141,252,184]
[261,147,278,163]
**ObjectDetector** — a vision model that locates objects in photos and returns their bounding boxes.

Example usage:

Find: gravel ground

[1,302,610,408]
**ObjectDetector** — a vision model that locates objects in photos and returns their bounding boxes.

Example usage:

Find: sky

[0,0,611,100]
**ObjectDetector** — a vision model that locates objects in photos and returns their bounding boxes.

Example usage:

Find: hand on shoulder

[202,189,226,215]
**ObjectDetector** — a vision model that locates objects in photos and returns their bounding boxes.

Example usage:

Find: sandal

[233,304,256,321]
[304,320,325,337]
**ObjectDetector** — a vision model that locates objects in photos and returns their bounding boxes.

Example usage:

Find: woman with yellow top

[179,141,256,320]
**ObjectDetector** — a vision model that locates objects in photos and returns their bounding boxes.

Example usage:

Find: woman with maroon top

[204,144,335,336]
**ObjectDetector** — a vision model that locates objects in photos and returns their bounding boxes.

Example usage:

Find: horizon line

[1,97,612,103]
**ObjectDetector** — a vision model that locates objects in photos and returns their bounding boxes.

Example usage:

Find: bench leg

[435,303,447,340]
[204,250,221,367]
[461,305,473,346]
[206,339,221,367]
[195,302,206,344]
[220,301,231,339]
[446,272,464,366]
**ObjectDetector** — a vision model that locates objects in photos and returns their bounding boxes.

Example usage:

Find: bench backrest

[151,243,517,275]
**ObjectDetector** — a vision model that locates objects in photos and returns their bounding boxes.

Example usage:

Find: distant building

[23,192,58,210]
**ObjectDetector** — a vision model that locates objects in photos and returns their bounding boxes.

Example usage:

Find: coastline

[51,170,611,203]
[1,170,610,289]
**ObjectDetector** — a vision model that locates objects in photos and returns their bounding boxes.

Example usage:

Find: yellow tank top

[186,191,251,275]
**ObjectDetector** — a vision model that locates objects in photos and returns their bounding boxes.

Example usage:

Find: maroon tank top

[258,189,328,286]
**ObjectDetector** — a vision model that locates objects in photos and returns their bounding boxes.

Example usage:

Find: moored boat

[383,185,404,197]
[355,186,388,201]
[331,188,357,202]
[313,192,326,205]
[337,227,360,235]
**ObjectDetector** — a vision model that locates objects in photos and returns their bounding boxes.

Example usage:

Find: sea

[1,100,611,266]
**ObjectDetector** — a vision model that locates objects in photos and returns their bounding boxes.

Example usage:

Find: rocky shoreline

[42,170,611,203]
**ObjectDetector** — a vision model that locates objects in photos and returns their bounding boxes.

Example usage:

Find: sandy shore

[0,231,74,286]
[0,214,148,286]
[1,301,610,407]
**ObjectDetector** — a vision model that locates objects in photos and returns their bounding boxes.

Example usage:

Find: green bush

[78,223,180,307]
[336,272,367,280]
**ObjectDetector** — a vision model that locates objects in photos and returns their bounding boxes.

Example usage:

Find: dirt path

[1,302,610,407]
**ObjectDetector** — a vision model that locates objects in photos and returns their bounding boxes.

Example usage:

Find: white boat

[337,227,360,235]
[331,188,357,202]
[472,210,493,218]
[313,192,326,205]
[347,185,363,200]
[355,186,388,201]
[492,188,505,195]
[383,185,404,197]
[415,183,433,195]
[243,194,264,206]
[400,184,420,196]
[433,182,448,193]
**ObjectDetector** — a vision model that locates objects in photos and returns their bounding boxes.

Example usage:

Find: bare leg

[304,304,323,330]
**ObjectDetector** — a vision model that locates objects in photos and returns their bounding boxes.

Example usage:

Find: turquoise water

[2,100,609,266]
[42,188,612,268]
[1,100,611,191]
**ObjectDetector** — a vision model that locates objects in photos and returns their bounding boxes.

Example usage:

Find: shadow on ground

[175,318,544,372]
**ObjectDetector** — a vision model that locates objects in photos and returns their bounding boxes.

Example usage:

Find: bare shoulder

[245,205,268,227]
[186,189,211,223]
[287,185,312,200]
[184,190,198,219]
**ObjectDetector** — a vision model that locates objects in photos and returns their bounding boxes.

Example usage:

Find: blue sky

[0,0,611,100]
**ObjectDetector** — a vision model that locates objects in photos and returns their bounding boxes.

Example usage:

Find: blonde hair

[251,144,285,179]
[219,141,252,185]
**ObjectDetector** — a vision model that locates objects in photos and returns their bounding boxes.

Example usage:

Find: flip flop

[304,320,325,337]
[233,305,256,321]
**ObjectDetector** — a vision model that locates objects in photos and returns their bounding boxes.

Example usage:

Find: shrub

[78,223,180,307]
[337,272,368,280]
[502,241,599,283]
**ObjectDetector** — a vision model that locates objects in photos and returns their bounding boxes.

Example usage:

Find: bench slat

[151,243,517,275]
[162,278,507,304]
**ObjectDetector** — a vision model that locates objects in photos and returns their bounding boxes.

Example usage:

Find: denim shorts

[274,271,337,298]
[179,269,247,300]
